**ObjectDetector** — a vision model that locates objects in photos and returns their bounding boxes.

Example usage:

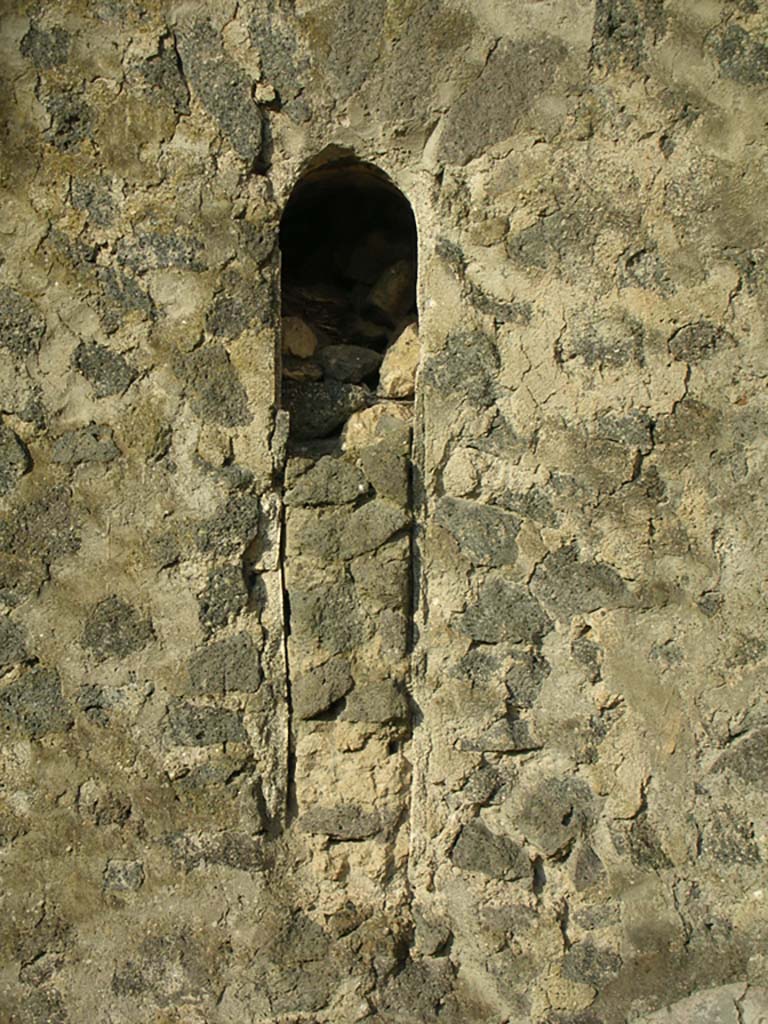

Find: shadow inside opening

[279,160,418,450]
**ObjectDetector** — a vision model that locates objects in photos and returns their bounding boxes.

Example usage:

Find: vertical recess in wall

[278,158,420,889]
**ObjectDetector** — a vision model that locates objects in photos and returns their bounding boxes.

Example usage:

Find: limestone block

[635,983,754,1023]
[740,987,768,1024]
[378,322,419,398]
[282,316,317,358]
[442,447,478,496]
[341,402,412,450]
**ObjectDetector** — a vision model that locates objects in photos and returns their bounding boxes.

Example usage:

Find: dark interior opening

[279,158,418,447]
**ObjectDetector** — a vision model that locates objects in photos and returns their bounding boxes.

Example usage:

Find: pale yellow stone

[468,215,509,246]
[341,402,413,450]
[282,316,317,358]
[442,447,478,496]
[197,424,231,467]
[378,322,420,398]
[255,82,276,103]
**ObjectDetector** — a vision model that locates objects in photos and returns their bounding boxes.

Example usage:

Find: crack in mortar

[277,461,297,828]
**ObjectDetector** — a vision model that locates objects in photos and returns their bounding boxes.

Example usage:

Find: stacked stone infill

[282,415,414,929]
[281,243,418,441]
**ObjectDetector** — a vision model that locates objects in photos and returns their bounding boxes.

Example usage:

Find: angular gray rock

[318,344,382,383]
[82,595,153,661]
[451,820,531,881]
[284,455,368,507]
[167,701,247,746]
[283,380,370,439]
[0,666,73,739]
[435,497,521,566]
[52,424,120,465]
[292,658,354,719]
[299,805,384,840]
[73,341,137,397]
[457,576,552,644]
[187,634,262,695]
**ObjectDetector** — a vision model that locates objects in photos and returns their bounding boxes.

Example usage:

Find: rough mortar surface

[0,1,767,1022]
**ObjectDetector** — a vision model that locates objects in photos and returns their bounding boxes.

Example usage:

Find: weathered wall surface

[1,1,767,1022]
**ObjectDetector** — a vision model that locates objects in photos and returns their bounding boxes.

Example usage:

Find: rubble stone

[167,701,247,746]
[82,596,153,661]
[318,343,382,383]
[378,321,419,398]
[0,617,27,668]
[282,355,323,381]
[187,634,262,694]
[457,577,553,645]
[282,316,317,358]
[369,259,416,320]
[292,658,354,719]
[73,341,137,397]
[0,667,73,739]
[51,424,120,465]
[284,380,370,439]
[3,3,767,1021]
[451,821,531,881]
[103,860,145,892]
[341,402,413,449]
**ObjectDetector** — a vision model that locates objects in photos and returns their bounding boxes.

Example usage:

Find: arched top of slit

[279,155,419,457]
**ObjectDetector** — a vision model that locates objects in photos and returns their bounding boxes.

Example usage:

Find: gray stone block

[167,702,247,746]
[451,820,531,882]
[0,666,73,739]
[82,596,153,661]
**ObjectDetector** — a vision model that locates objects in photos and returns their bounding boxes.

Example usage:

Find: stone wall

[1,1,767,1022]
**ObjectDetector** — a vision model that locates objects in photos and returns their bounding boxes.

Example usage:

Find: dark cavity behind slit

[279,159,418,446]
